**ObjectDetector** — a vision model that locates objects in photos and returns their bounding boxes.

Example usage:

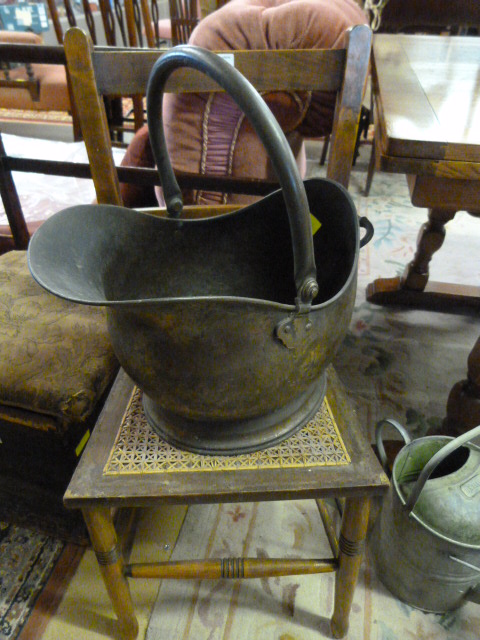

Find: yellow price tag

[310,214,321,236]
[75,429,91,457]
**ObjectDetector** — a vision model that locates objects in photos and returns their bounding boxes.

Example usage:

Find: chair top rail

[5,156,278,196]
[0,43,346,94]
[91,48,346,96]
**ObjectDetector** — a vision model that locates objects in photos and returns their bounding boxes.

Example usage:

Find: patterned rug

[0,108,72,126]
[146,501,480,640]
[0,522,84,640]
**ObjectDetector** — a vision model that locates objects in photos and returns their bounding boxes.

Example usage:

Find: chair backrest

[46,0,140,47]
[46,0,153,135]
[140,0,201,48]
[0,131,30,251]
[63,24,372,207]
[168,0,201,45]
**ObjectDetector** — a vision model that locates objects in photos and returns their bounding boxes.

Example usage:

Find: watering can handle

[375,418,412,475]
[405,424,480,514]
[146,45,318,306]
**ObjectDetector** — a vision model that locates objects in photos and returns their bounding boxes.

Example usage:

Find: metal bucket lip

[28,177,360,310]
[26,274,358,312]
[393,435,480,550]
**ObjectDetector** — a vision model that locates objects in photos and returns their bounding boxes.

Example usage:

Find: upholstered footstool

[0,250,119,527]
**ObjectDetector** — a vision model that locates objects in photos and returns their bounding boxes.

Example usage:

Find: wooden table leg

[83,506,139,640]
[441,335,480,437]
[331,496,370,639]
[365,207,480,311]
[400,207,457,290]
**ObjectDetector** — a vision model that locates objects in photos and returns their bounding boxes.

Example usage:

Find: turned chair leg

[331,496,370,639]
[83,507,139,640]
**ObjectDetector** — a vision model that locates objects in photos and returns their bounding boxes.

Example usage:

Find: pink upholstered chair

[0,30,70,113]
[120,0,368,208]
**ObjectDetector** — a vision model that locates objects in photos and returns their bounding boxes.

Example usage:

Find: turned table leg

[365,206,475,310]
[331,496,370,639]
[400,207,457,290]
[442,335,480,437]
[83,506,139,640]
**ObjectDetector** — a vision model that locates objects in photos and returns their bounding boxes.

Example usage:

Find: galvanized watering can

[372,418,480,612]
[28,45,372,455]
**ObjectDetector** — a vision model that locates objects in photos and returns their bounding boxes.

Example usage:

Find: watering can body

[372,420,480,612]
[28,45,371,454]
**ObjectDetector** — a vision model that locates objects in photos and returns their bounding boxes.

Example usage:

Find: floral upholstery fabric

[0,251,118,429]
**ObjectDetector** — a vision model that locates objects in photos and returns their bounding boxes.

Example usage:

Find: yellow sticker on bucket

[310,214,321,236]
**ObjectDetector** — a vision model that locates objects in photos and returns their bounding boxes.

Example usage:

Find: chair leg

[83,506,139,640]
[319,134,330,165]
[331,496,370,639]
[364,137,376,196]
[0,132,30,250]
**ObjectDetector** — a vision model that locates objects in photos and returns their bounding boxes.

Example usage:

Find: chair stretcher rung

[125,557,338,579]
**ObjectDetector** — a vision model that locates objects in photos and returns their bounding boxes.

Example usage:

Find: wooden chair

[0,6,144,527]
[57,24,386,640]
[0,38,121,528]
[46,0,151,136]
[0,42,84,251]
[0,28,78,135]
[64,23,372,207]
[0,130,31,253]
[0,40,122,529]
[0,0,151,142]
[142,0,202,47]
[0,0,123,137]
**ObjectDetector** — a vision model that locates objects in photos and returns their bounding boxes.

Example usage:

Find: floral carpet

[0,522,64,639]
[146,500,480,640]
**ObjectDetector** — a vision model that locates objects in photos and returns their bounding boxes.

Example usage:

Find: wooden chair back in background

[63,24,372,207]
[46,0,155,137]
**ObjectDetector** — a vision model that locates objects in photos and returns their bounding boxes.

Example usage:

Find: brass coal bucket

[28,45,372,454]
